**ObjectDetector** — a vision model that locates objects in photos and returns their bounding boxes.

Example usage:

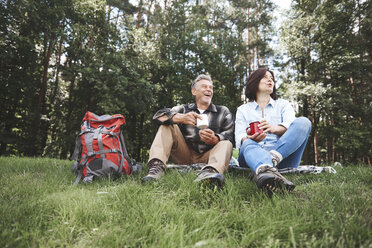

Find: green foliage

[280,0,372,165]
[1,157,372,247]
[3,0,369,165]
[1,0,274,161]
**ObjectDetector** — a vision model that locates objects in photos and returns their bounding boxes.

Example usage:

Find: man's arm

[172,112,201,125]
[215,107,234,144]
[157,115,169,122]
[153,105,201,126]
[152,105,184,125]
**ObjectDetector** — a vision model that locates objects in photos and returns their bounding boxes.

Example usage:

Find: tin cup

[249,121,263,135]
[197,114,209,129]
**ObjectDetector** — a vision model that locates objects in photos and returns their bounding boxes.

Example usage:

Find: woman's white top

[235,98,296,149]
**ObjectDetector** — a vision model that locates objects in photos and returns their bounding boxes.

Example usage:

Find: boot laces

[264,167,291,183]
[148,161,165,175]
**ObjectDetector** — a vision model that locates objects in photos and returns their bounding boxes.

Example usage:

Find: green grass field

[0,157,371,247]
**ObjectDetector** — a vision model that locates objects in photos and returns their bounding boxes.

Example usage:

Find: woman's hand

[258,119,286,135]
[241,128,266,144]
[258,119,272,133]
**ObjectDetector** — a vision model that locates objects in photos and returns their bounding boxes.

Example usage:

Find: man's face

[192,79,213,105]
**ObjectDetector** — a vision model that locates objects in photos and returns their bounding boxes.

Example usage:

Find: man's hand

[199,128,219,145]
[172,112,201,125]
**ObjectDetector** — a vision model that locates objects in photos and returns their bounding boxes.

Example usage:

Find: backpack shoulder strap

[70,135,82,161]
[73,169,83,186]
[119,132,133,170]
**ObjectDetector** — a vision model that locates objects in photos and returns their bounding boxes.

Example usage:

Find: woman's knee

[238,140,257,167]
[240,139,259,151]
[293,117,311,133]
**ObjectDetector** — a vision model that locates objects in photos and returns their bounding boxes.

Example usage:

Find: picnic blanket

[167,157,337,175]
[228,157,337,174]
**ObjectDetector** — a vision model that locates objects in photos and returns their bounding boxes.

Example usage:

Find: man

[142,74,234,189]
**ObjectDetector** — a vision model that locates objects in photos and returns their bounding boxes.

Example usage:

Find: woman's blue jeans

[238,117,312,173]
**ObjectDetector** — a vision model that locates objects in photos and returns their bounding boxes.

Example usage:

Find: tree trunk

[107,5,111,24]
[0,108,15,156]
[300,95,312,164]
[247,8,252,75]
[60,74,75,158]
[0,140,5,156]
[311,96,319,165]
[115,9,120,26]
[137,0,143,28]
[313,125,319,165]
[328,117,335,163]
[51,34,64,106]
[131,113,137,159]
[137,113,145,161]
[38,36,55,114]
[146,0,154,31]
[48,34,64,157]
[32,34,55,156]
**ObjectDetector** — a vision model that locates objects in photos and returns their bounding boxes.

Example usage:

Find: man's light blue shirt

[235,98,296,149]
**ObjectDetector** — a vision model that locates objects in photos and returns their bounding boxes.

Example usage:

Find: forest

[1,0,371,165]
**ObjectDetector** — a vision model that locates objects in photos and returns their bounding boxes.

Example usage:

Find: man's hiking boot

[141,159,166,184]
[194,166,225,189]
[254,165,295,194]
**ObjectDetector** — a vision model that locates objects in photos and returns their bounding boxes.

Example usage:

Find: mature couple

[142,68,311,194]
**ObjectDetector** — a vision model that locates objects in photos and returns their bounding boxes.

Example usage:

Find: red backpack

[71,111,133,185]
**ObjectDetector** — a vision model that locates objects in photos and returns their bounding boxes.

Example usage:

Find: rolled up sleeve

[279,100,296,129]
[152,105,184,125]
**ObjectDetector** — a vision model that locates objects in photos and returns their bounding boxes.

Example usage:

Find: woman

[235,67,311,194]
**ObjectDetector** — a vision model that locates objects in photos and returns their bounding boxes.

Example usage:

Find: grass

[0,157,371,247]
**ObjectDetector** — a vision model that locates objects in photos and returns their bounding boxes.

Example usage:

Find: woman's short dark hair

[245,67,277,101]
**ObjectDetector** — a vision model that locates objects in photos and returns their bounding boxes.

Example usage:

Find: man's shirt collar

[189,103,217,113]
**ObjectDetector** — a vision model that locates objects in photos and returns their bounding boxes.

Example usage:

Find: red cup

[249,121,263,135]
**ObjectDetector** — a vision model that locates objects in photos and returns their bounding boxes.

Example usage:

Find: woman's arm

[235,107,267,147]
[235,108,249,149]
[258,100,296,136]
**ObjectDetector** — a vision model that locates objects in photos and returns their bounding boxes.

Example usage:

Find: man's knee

[214,140,233,158]
[216,140,233,150]
[157,124,173,132]
[155,124,181,137]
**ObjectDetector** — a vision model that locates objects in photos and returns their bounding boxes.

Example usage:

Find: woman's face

[258,71,274,95]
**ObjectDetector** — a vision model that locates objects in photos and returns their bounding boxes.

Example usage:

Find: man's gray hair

[191,74,213,89]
